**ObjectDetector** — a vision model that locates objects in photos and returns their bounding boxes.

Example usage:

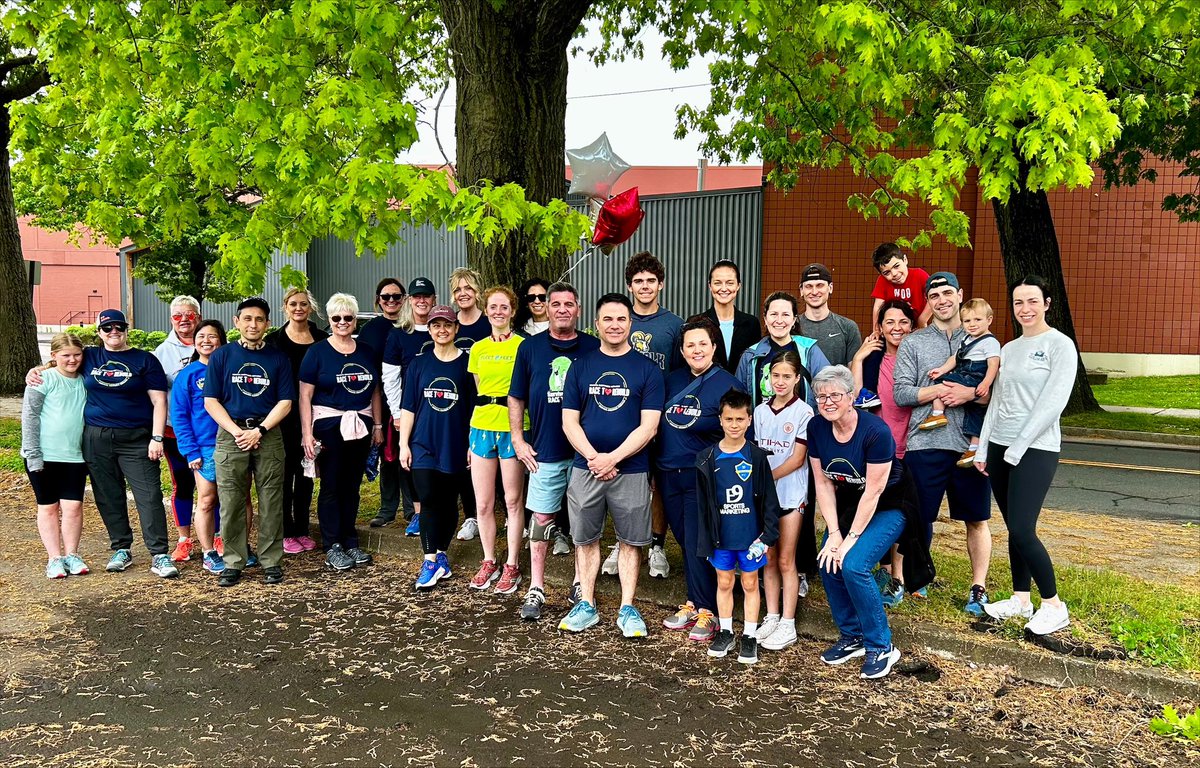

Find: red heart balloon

[591,187,645,248]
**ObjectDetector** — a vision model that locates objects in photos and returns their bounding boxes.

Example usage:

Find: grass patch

[1094,375,1200,411]
[0,417,22,472]
[1062,409,1200,436]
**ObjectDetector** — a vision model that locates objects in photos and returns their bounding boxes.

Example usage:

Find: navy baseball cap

[97,309,128,327]
[925,272,961,294]
[407,277,436,296]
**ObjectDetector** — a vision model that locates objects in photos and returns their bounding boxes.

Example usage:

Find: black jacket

[892,463,936,592]
[704,306,761,373]
[694,442,782,557]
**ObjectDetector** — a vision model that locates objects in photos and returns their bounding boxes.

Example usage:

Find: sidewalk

[1103,404,1200,419]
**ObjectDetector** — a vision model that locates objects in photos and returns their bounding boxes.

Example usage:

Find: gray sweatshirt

[892,324,971,452]
[976,329,1077,465]
[154,330,195,429]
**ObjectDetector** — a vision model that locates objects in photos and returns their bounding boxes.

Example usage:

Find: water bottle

[302,440,322,478]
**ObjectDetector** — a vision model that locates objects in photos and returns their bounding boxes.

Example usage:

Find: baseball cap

[925,271,960,294]
[427,304,457,324]
[800,263,833,284]
[97,309,128,327]
[407,277,436,296]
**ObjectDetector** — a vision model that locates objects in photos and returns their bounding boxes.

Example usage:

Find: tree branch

[0,54,39,82]
[0,66,50,105]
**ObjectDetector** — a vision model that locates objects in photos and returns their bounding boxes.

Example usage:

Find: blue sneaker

[616,605,648,638]
[558,600,600,633]
[435,552,453,580]
[965,584,989,617]
[202,551,226,574]
[405,514,421,537]
[105,549,133,572]
[46,557,68,580]
[63,553,89,575]
[854,389,881,409]
[820,636,866,665]
[415,559,442,590]
[912,585,928,599]
[245,549,260,568]
[860,645,901,679]
[881,578,905,608]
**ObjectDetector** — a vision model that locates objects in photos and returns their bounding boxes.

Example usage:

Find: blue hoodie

[170,360,219,463]
[631,306,683,375]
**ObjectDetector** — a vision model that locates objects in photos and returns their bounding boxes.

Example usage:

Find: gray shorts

[567,468,652,547]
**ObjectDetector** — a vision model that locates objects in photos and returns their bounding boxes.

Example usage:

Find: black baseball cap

[800,263,833,284]
[407,277,436,296]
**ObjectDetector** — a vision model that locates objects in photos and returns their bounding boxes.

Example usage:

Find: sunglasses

[525,293,547,303]
[99,323,129,333]
[330,315,356,324]
[172,312,199,322]
[378,293,405,303]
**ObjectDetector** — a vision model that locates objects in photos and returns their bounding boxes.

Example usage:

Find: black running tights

[986,443,1059,597]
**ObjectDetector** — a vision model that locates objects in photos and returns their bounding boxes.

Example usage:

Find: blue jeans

[657,467,717,612]
[820,507,906,652]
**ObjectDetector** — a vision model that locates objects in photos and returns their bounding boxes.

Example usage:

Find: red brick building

[20,218,123,327]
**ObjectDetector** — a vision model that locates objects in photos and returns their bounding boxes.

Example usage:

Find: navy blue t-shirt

[82,347,170,429]
[400,351,475,474]
[714,443,760,550]
[807,411,903,535]
[204,342,297,421]
[356,315,397,372]
[509,332,601,463]
[298,339,379,413]
[383,327,433,370]
[454,314,492,351]
[657,366,746,470]
[562,348,665,474]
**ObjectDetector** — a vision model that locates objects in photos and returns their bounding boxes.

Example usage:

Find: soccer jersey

[871,267,930,316]
[714,443,759,550]
[203,342,296,421]
[561,348,665,474]
[82,347,170,429]
[467,334,524,431]
[753,396,814,509]
[400,351,475,474]
[508,332,600,463]
[657,366,745,470]
[298,339,378,413]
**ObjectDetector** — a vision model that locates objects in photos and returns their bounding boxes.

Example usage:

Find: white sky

[399,27,760,167]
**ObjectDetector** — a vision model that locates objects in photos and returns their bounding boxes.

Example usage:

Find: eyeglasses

[172,312,199,322]
[330,315,355,324]
[525,293,547,303]
[378,293,405,303]
[815,392,849,404]
[99,323,129,333]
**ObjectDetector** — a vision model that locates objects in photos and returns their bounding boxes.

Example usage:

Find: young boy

[919,298,1001,466]
[695,389,782,665]
[870,243,933,328]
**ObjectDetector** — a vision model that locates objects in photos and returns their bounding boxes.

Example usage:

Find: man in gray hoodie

[893,272,993,617]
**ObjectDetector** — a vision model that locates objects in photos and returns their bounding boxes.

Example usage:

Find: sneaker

[860,645,901,679]
[552,531,572,556]
[213,535,224,556]
[456,518,479,541]
[757,615,780,644]
[616,605,648,638]
[853,388,881,409]
[820,636,866,665]
[346,547,373,566]
[873,567,893,594]
[708,629,736,658]
[405,514,421,537]
[46,557,68,580]
[106,549,133,572]
[520,587,545,620]
[202,551,226,573]
[63,553,89,576]
[688,609,717,642]
[283,537,304,555]
[469,560,500,590]
[882,578,905,608]
[911,585,929,599]
[663,604,699,631]
[956,449,978,468]
[415,559,442,590]
[798,574,810,599]
[325,544,355,571]
[965,584,989,617]
[601,544,620,576]
[1025,602,1070,636]
[150,554,180,579]
[567,581,582,607]
[494,564,522,595]
[298,536,318,552]
[761,622,797,651]
[218,568,242,587]
[369,513,395,528]
[738,635,759,665]
[263,565,284,584]
[558,600,600,632]
[648,545,669,579]
[918,413,948,430]
[245,549,259,568]
[436,552,453,580]
[983,595,1034,622]
[171,539,194,562]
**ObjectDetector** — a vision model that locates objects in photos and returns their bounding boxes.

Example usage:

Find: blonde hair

[448,267,483,308]
[282,287,323,320]
[396,290,437,332]
[46,333,85,368]
[961,298,994,318]
[325,292,359,319]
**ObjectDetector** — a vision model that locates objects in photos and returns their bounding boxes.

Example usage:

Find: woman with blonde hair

[449,267,490,345]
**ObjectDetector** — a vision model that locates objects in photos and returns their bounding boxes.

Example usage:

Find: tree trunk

[991,162,1100,415]
[0,104,42,394]
[441,0,592,289]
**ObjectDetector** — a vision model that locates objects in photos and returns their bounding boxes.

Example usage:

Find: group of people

[21,243,1080,678]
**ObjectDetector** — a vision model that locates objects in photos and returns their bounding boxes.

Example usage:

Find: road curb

[1062,427,1200,449]
[355,520,1200,706]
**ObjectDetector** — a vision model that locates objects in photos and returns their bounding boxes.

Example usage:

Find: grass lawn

[1093,374,1200,410]
[1062,409,1200,436]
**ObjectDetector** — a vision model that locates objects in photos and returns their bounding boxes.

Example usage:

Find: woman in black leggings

[974,276,1077,636]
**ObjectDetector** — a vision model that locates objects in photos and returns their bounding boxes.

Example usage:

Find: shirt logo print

[423,376,459,413]
[588,371,631,412]
[665,394,702,429]
[336,363,373,394]
[90,360,133,388]
[231,363,272,397]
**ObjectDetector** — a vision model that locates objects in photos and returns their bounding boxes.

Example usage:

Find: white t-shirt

[753,396,815,509]
[962,333,1001,362]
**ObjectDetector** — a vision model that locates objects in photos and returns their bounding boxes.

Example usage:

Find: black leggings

[986,443,1059,597]
[413,469,468,555]
[313,419,372,551]
[280,415,314,538]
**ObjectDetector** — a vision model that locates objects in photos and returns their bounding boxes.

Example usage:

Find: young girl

[170,319,228,573]
[22,333,89,579]
[753,351,815,651]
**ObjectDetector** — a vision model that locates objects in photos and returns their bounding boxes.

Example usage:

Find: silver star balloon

[567,132,631,199]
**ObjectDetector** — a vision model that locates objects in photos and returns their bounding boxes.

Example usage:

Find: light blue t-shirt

[30,368,86,463]
[719,320,735,359]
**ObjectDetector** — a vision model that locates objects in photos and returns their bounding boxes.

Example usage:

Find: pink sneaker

[298,536,318,551]
[283,537,304,554]
[469,560,500,590]
[494,564,522,595]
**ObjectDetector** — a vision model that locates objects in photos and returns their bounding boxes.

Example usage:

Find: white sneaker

[757,615,780,645]
[648,545,669,579]
[1025,602,1070,635]
[798,574,810,599]
[761,622,798,651]
[982,595,1034,621]
[456,518,478,541]
[601,544,620,576]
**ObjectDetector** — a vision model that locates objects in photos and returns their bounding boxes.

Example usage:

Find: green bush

[65,324,167,352]
[1150,705,1200,741]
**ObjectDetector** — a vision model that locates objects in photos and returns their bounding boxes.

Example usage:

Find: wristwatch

[257,423,270,435]
[151,435,164,443]
[846,531,860,540]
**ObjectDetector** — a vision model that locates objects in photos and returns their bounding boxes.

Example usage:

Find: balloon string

[559,240,598,283]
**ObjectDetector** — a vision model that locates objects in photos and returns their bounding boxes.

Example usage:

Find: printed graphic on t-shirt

[630,330,666,369]
[823,457,866,487]
[423,376,460,412]
[588,371,631,412]
[231,363,272,397]
[335,363,373,394]
[664,395,702,429]
[90,360,134,388]
[196,376,205,390]
[547,356,572,404]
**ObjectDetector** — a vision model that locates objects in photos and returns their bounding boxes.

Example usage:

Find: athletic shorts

[566,468,652,547]
[469,428,516,460]
[709,547,767,573]
[904,449,991,524]
[25,460,88,505]
[198,445,217,483]
[526,459,571,515]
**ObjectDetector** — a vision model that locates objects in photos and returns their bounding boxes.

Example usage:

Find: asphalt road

[1053,440,1200,522]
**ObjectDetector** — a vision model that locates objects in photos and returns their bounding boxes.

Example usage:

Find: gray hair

[812,364,855,394]
[170,295,201,313]
[325,292,359,319]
